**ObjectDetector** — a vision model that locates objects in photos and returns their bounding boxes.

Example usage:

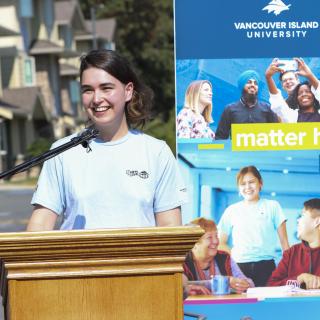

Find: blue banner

[175,0,320,59]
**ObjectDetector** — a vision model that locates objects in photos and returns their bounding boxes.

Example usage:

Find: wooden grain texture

[0,226,203,320]
[9,274,183,320]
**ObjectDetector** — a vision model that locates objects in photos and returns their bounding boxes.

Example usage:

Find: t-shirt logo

[126,170,149,179]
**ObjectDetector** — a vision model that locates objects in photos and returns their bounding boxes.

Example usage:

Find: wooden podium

[0,226,203,320]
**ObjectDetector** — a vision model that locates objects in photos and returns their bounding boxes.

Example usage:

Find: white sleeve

[31,146,65,215]
[271,200,287,229]
[217,207,233,237]
[153,143,188,213]
[269,89,298,123]
[311,84,320,103]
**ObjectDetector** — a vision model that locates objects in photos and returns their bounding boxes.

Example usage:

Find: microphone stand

[0,127,99,180]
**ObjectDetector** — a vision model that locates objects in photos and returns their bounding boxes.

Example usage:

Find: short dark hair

[279,70,298,82]
[80,49,153,128]
[236,165,263,185]
[304,198,320,212]
[291,81,320,111]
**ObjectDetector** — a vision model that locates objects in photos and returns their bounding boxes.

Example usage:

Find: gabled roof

[0,25,19,37]
[29,40,79,57]
[55,0,87,31]
[0,87,49,121]
[75,18,116,42]
[29,39,63,55]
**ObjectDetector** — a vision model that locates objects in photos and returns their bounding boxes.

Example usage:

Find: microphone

[0,127,99,179]
[71,126,99,150]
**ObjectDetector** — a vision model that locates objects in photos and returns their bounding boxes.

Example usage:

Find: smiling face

[297,84,315,111]
[238,172,262,203]
[243,79,258,96]
[81,67,133,140]
[281,71,299,94]
[196,230,219,259]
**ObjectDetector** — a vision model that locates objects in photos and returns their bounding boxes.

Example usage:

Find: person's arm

[182,274,211,298]
[229,258,255,289]
[265,59,282,95]
[218,232,231,254]
[297,273,320,289]
[229,277,252,293]
[155,207,182,227]
[295,57,320,91]
[277,221,290,251]
[26,205,58,231]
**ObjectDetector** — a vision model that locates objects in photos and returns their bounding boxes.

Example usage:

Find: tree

[80,0,176,152]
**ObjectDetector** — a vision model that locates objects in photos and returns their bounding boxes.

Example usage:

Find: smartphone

[277,59,298,72]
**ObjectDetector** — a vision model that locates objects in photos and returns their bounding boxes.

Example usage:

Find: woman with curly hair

[27,49,186,231]
[177,80,215,139]
[290,81,320,122]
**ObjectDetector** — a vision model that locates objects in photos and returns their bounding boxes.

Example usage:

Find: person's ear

[259,181,263,191]
[125,82,133,102]
[314,216,320,229]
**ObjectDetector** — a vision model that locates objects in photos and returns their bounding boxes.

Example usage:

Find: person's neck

[97,117,129,142]
[244,197,260,205]
[300,105,316,114]
[198,103,205,114]
[307,234,320,249]
[192,249,212,269]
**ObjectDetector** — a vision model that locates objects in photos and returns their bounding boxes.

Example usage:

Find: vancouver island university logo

[262,0,291,16]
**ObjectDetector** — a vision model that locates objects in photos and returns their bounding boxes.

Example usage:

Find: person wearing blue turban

[215,69,278,140]
[237,70,260,92]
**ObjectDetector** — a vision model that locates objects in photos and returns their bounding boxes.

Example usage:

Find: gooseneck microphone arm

[0,127,99,180]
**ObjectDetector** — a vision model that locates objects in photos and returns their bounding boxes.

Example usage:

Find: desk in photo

[184,293,320,320]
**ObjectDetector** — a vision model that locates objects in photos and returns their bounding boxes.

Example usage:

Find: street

[0,186,34,232]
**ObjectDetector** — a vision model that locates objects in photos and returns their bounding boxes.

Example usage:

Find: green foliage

[144,108,176,155]
[26,138,52,159]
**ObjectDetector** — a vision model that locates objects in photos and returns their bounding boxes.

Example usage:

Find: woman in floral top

[177,80,215,139]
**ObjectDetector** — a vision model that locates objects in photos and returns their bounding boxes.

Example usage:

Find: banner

[175,0,320,292]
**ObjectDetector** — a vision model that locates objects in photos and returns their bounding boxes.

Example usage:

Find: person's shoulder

[217,250,230,257]
[260,198,281,207]
[225,201,243,212]
[130,130,167,149]
[257,100,272,110]
[286,242,304,255]
[177,107,193,117]
[224,101,240,110]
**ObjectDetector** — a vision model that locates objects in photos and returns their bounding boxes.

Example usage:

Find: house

[0,0,116,177]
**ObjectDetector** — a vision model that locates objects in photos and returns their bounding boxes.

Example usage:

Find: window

[22,56,36,86]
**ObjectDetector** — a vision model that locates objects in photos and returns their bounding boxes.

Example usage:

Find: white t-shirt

[31,130,187,230]
[218,199,286,263]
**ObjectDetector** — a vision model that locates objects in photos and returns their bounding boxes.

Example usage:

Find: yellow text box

[231,122,320,151]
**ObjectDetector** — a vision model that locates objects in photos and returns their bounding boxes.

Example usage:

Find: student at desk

[183,218,254,297]
[268,198,320,289]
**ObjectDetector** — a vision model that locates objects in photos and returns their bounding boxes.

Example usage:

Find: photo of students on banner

[266,57,320,123]
[178,145,320,270]
[215,70,279,140]
[175,57,320,141]
[176,80,215,139]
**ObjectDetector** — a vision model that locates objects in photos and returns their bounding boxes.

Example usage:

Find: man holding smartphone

[265,57,320,122]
